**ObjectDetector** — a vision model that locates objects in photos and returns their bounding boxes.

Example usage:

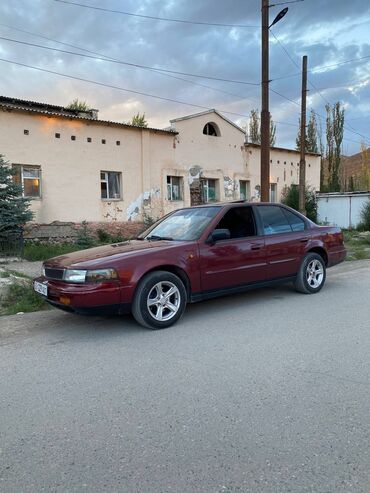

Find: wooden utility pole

[299,55,308,215]
[261,0,270,202]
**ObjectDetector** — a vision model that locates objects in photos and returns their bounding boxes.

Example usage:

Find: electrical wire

[0,35,260,86]
[0,56,256,119]
[269,28,370,144]
[53,0,259,29]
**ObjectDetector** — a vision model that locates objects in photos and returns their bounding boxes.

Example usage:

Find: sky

[0,0,370,155]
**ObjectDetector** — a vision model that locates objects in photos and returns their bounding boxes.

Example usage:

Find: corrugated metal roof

[0,95,177,135]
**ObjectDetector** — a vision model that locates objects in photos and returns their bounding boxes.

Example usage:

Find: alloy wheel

[306,259,324,289]
[147,281,181,321]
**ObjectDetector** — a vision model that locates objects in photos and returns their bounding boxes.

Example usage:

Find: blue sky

[0,0,369,155]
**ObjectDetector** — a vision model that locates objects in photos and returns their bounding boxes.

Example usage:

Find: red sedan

[34,202,346,329]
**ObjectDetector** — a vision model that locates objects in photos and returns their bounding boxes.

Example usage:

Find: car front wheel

[132,271,187,329]
[294,252,326,294]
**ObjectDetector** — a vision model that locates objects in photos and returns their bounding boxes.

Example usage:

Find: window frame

[269,183,277,202]
[100,170,122,200]
[13,164,42,199]
[166,175,183,202]
[212,205,258,241]
[202,178,218,203]
[254,205,295,236]
[239,180,250,200]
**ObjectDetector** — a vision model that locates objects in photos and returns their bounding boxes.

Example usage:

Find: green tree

[66,99,91,111]
[281,184,317,222]
[359,142,370,190]
[326,102,344,192]
[0,154,33,240]
[296,110,318,153]
[247,109,276,146]
[130,113,148,128]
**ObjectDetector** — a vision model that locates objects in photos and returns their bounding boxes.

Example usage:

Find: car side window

[215,206,257,239]
[258,206,292,235]
[282,209,306,232]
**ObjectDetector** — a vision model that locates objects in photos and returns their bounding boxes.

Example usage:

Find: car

[33,202,346,329]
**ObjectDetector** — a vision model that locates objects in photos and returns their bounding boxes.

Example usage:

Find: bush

[96,228,111,243]
[281,185,318,222]
[359,200,370,231]
[75,221,95,249]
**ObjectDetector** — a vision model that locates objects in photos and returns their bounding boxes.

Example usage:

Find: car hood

[44,239,188,270]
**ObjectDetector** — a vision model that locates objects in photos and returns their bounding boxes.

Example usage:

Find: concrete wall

[0,107,321,230]
[317,192,370,228]
[0,109,176,223]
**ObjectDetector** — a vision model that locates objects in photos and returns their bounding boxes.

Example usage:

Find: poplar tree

[296,109,318,153]
[248,109,276,146]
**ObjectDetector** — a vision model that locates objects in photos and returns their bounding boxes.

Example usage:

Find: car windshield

[140,206,221,241]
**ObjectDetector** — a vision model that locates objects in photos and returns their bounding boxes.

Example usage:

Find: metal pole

[261,0,270,202]
[299,55,308,214]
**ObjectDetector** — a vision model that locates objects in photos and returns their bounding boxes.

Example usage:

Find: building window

[100,171,121,200]
[71,135,76,141]
[167,176,183,201]
[269,183,277,202]
[24,129,29,135]
[87,137,92,143]
[202,179,217,202]
[239,180,250,200]
[116,141,121,146]
[55,133,60,138]
[102,139,106,144]
[13,165,41,198]
[203,122,220,137]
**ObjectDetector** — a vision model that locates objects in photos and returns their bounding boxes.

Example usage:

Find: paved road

[1,261,370,493]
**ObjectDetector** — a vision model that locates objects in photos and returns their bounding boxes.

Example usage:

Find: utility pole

[299,55,308,215]
[261,0,270,202]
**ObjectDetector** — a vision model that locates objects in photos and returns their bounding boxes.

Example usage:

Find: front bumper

[33,276,132,315]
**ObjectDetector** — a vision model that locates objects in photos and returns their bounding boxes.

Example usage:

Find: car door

[199,206,267,292]
[254,205,309,279]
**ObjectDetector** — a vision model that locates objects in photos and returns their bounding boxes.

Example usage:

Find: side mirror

[208,228,231,244]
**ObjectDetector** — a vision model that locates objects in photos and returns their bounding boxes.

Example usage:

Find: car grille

[44,268,64,280]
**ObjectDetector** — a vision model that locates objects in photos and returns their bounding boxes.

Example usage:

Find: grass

[0,282,47,315]
[0,271,11,278]
[22,242,81,261]
[343,230,370,261]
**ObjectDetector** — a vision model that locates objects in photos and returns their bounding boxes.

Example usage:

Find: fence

[316,191,370,228]
[0,232,24,257]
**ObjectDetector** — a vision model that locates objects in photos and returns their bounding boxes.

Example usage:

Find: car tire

[132,270,187,329]
[294,252,326,294]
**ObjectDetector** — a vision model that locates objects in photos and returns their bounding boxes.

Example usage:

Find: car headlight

[64,269,87,283]
[85,269,118,282]
[63,268,118,283]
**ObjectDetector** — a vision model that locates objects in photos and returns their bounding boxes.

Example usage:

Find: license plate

[34,281,48,297]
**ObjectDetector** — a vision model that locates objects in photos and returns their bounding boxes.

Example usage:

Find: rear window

[282,209,306,232]
[258,206,292,235]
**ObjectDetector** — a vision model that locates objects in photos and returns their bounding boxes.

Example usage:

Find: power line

[0,56,255,119]
[269,87,370,146]
[0,25,262,110]
[269,28,370,144]
[53,0,259,29]
[0,35,260,86]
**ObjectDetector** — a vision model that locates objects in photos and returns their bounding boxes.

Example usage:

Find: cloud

[0,0,369,153]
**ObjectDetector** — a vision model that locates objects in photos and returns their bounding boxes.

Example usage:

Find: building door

[190,178,205,206]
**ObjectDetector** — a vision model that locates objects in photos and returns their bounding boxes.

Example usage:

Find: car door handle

[300,237,309,243]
